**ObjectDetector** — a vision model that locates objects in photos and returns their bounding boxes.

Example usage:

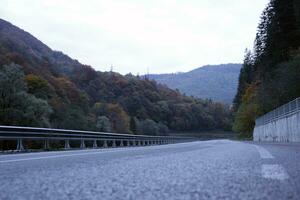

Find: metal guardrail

[255,97,300,126]
[0,125,196,151]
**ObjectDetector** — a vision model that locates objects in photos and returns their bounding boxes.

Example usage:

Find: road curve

[0,140,299,200]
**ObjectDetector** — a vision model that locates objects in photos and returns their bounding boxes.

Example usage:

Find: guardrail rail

[255,97,300,126]
[0,125,196,151]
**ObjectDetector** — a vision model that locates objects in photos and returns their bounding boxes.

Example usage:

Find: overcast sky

[0,0,269,74]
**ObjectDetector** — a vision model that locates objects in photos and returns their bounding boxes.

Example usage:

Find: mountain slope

[148,64,242,104]
[0,19,232,134]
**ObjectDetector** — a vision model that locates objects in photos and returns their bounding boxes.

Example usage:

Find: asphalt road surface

[0,140,299,200]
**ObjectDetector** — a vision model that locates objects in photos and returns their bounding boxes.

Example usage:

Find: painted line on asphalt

[262,164,289,180]
[0,141,202,163]
[0,150,128,163]
[0,141,199,159]
[0,147,164,163]
[254,145,274,159]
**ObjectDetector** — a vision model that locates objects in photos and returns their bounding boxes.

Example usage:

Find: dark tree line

[233,0,300,137]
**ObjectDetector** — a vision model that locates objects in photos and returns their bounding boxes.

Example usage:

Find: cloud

[0,0,269,74]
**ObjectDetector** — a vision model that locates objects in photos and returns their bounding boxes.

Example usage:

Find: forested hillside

[0,19,232,135]
[148,64,242,104]
[233,0,300,137]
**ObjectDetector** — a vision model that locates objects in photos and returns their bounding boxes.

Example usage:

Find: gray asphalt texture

[0,140,299,200]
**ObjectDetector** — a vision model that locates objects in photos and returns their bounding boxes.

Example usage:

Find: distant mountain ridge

[148,64,242,104]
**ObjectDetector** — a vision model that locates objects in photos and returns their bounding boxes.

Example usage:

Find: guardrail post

[64,140,70,149]
[120,140,124,147]
[80,139,86,149]
[103,140,108,148]
[43,139,50,150]
[112,140,116,148]
[16,139,24,151]
[138,140,141,146]
[132,140,136,146]
[127,140,131,147]
[93,140,98,148]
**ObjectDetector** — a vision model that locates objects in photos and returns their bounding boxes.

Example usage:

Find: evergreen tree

[233,0,300,137]
[233,49,254,111]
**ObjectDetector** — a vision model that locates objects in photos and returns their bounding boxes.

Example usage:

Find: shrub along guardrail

[0,125,196,151]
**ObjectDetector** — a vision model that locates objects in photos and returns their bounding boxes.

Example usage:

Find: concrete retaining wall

[253,111,300,142]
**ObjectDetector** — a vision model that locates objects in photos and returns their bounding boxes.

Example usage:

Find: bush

[96,116,112,132]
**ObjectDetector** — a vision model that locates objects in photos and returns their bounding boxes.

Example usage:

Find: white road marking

[0,147,158,163]
[0,150,126,163]
[262,164,289,180]
[0,141,201,163]
[254,145,274,159]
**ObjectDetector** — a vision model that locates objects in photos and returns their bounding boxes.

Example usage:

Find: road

[0,140,299,200]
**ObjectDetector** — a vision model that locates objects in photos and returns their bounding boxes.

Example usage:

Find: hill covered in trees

[233,0,300,137]
[0,19,232,135]
[148,64,242,104]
